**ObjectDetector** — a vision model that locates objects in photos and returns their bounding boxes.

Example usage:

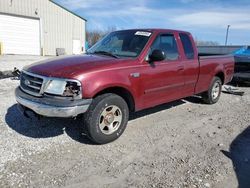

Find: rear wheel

[83,93,129,144]
[202,76,222,104]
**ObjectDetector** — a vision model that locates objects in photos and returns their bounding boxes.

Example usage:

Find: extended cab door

[179,33,199,97]
[140,33,185,108]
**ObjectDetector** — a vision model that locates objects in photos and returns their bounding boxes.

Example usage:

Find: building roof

[50,0,87,21]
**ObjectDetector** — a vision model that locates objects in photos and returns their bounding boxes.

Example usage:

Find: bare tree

[86,26,117,47]
[195,37,219,46]
[86,30,103,47]
[196,40,220,46]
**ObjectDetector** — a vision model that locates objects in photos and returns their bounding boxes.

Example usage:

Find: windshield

[87,30,152,58]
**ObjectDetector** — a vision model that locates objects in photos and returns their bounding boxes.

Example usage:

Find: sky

[54,0,250,45]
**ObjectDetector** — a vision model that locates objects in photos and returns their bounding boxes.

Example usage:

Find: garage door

[0,14,40,55]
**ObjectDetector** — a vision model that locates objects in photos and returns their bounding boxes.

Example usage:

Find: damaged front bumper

[15,87,92,118]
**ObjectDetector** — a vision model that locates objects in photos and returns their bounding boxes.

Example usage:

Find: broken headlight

[63,81,82,98]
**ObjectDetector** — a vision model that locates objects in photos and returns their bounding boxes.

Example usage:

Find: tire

[202,76,222,104]
[83,93,129,144]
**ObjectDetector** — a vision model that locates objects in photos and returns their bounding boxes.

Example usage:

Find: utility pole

[225,25,230,46]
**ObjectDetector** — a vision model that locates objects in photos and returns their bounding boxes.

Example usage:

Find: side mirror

[149,49,166,62]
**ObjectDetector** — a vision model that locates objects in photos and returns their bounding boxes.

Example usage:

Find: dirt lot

[0,55,52,72]
[0,77,249,188]
[0,55,53,79]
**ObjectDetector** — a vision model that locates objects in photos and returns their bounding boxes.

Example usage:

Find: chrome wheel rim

[212,82,220,100]
[99,105,122,135]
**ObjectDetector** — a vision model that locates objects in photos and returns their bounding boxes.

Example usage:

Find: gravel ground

[0,55,52,72]
[0,77,249,188]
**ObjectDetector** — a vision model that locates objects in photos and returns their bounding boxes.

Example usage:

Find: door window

[150,34,179,61]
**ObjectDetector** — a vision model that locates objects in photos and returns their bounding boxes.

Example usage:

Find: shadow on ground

[221,126,250,188]
[130,95,205,120]
[6,96,202,144]
[5,104,93,145]
[129,99,186,120]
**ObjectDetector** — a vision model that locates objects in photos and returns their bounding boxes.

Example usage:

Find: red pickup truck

[15,29,234,144]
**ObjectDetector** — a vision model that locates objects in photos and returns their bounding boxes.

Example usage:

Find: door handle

[130,72,140,78]
[177,66,184,71]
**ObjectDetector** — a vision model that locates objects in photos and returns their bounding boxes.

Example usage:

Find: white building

[0,0,86,56]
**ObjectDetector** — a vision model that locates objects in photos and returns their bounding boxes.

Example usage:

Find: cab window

[179,33,195,59]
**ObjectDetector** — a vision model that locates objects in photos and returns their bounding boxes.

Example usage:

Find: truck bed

[195,54,235,94]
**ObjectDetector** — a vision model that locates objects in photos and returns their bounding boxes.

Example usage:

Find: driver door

[140,33,185,108]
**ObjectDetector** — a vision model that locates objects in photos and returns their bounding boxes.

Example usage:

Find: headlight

[44,79,82,98]
[45,80,67,95]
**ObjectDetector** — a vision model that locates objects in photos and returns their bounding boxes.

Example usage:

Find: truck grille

[20,71,44,96]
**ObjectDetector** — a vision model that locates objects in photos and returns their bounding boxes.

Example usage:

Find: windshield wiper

[92,51,119,58]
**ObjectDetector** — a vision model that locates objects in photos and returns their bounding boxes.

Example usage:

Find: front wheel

[202,76,222,104]
[83,93,129,144]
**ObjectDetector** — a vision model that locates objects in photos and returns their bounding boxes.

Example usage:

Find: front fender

[81,71,136,99]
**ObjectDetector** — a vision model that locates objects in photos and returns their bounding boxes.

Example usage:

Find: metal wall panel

[0,0,86,55]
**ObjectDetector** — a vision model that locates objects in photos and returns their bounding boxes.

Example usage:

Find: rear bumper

[15,87,92,118]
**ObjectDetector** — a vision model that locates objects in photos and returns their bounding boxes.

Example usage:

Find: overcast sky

[54,0,250,45]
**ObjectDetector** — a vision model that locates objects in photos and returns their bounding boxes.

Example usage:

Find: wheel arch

[215,71,225,84]
[93,86,135,112]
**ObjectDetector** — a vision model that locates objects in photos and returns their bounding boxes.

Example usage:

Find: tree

[196,40,220,46]
[86,31,103,47]
[86,26,117,47]
[194,37,219,46]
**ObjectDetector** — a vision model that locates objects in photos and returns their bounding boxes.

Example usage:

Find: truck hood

[24,54,130,78]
